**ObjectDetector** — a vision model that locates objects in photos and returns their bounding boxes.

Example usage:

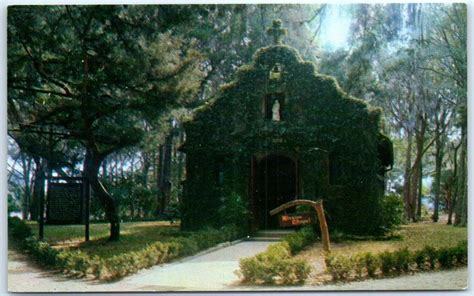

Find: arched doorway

[254,154,297,229]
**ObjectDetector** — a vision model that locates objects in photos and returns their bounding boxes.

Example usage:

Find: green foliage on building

[182,23,393,235]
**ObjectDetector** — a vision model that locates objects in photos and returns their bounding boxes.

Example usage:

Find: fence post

[313,201,331,252]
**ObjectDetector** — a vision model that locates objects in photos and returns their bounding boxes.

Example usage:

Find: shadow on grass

[47,221,183,259]
[331,233,403,244]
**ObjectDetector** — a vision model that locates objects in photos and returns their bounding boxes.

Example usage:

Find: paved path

[8,244,468,292]
[8,241,273,292]
[119,240,273,291]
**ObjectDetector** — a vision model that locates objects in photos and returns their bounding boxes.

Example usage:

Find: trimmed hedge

[238,227,316,285]
[239,242,311,285]
[8,217,240,281]
[282,226,317,253]
[325,241,468,282]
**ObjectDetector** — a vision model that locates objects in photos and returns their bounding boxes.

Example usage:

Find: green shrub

[218,192,248,231]
[325,254,355,281]
[57,250,103,278]
[396,247,414,272]
[363,252,379,278]
[379,194,404,234]
[239,242,311,285]
[380,251,397,275]
[300,226,318,245]
[8,217,33,241]
[171,237,199,257]
[283,226,318,254]
[438,247,456,269]
[422,246,438,270]
[329,229,345,243]
[192,228,221,250]
[284,232,305,254]
[453,240,468,265]
[438,240,467,268]
[279,257,311,285]
[238,227,316,285]
[24,238,59,267]
[413,248,429,271]
[380,248,415,275]
[325,242,468,283]
[325,253,365,280]
[220,224,241,241]
[9,218,239,281]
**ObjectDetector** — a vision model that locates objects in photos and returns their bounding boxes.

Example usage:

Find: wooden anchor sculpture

[270,199,331,252]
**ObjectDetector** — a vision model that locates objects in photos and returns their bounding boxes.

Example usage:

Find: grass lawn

[27,221,181,259]
[335,222,467,255]
[297,222,468,283]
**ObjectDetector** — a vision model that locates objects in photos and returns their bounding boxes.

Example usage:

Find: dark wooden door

[255,155,297,229]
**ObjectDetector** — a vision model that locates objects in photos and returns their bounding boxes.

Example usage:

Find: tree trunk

[84,149,120,241]
[176,127,186,204]
[155,147,161,215]
[20,153,32,220]
[446,189,453,225]
[130,201,135,221]
[411,114,427,222]
[448,141,461,225]
[30,157,46,221]
[454,126,467,226]
[409,115,427,222]
[432,133,444,222]
[409,161,420,222]
[158,131,173,214]
[141,152,151,186]
[417,160,423,219]
[403,130,413,221]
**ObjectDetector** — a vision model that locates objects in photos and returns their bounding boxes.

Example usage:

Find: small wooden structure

[270,199,331,252]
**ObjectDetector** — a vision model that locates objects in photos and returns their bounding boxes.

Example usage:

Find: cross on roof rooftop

[267,19,287,45]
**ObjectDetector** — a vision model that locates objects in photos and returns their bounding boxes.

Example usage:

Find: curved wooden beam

[270,199,331,252]
[269,199,322,216]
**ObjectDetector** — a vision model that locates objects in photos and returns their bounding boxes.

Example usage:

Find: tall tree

[318,4,466,223]
[424,4,467,226]
[8,5,204,240]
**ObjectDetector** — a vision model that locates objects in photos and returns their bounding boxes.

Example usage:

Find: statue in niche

[272,99,281,121]
[269,63,282,81]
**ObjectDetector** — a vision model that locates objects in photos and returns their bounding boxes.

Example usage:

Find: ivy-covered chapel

[181,21,393,235]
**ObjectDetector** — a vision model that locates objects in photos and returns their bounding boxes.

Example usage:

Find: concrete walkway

[119,240,273,291]
[8,241,274,292]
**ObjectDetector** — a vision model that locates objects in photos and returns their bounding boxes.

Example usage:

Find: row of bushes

[238,242,311,285]
[325,240,468,281]
[8,217,240,281]
[238,226,317,285]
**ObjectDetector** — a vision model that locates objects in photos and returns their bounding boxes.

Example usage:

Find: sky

[318,5,352,51]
